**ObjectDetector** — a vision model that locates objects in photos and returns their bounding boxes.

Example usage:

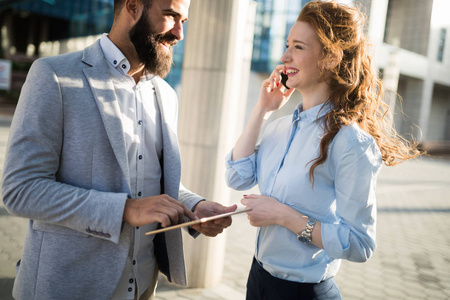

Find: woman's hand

[257,65,295,115]
[242,194,324,248]
[231,66,295,161]
[241,194,290,227]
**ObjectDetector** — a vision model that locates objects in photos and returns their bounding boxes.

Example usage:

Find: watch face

[298,234,311,244]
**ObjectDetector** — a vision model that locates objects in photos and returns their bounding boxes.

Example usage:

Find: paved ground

[0,110,449,299]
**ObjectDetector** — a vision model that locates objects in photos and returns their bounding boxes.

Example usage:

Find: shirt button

[133,260,136,265]
[122,64,126,69]
[138,155,143,160]
[129,278,134,284]
[138,192,142,197]
[138,120,143,125]
[113,60,117,65]
[128,287,133,292]
[136,227,139,229]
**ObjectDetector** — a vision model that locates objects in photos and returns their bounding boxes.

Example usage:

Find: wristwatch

[297,217,316,244]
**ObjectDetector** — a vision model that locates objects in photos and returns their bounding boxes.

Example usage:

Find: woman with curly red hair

[226,1,421,299]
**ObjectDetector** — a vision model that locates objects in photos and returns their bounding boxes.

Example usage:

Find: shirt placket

[266,110,301,197]
[256,110,301,262]
[131,83,145,296]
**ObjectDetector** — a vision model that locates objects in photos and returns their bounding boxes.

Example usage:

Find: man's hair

[113,0,153,20]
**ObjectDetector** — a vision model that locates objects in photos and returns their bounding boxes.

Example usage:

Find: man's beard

[129,12,178,78]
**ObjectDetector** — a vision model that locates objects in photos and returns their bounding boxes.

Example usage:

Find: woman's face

[281,21,325,93]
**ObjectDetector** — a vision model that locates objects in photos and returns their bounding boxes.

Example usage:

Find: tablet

[145,207,252,235]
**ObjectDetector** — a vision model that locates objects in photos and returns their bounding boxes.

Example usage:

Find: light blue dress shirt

[225,102,382,283]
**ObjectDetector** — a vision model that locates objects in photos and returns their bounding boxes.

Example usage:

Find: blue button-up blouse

[225,102,382,283]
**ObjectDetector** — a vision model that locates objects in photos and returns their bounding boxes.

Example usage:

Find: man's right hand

[122,194,198,227]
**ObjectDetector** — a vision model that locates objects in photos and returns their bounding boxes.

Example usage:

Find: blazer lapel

[82,41,131,192]
[152,77,181,200]
[152,77,187,285]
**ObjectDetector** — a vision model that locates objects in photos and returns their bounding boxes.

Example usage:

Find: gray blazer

[2,40,203,300]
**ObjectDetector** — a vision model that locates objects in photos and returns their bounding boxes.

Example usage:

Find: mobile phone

[281,72,290,89]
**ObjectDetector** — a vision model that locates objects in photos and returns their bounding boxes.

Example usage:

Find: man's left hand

[192,201,237,237]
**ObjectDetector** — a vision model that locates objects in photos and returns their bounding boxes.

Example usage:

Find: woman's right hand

[231,66,295,161]
[257,65,295,114]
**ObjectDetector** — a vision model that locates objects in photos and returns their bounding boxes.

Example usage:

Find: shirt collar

[100,33,130,75]
[100,34,155,82]
[292,102,332,123]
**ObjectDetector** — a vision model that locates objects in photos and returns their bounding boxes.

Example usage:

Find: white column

[178,0,256,288]
[418,79,434,141]
[383,50,400,126]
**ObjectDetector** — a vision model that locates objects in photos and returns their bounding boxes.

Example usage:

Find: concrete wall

[370,0,450,145]
[427,84,450,140]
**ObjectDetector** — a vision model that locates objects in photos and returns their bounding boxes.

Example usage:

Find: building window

[437,28,446,62]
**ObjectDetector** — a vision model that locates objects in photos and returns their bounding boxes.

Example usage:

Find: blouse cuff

[321,221,375,262]
[225,150,256,178]
[225,150,257,190]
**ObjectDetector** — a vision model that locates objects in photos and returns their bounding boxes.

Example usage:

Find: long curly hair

[298,0,421,182]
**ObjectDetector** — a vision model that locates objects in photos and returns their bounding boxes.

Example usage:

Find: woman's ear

[324,50,343,70]
[332,49,343,67]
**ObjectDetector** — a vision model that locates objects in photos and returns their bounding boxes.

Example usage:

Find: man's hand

[123,194,198,227]
[192,201,238,237]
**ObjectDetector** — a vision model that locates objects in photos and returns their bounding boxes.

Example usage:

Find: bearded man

[1,0,237,299]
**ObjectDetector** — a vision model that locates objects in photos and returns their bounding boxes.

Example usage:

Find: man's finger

[183,205,198,221]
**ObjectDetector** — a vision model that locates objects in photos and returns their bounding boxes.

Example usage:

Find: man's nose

[171,21,184,41]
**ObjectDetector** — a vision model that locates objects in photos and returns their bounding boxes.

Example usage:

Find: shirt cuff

[225,150,257,190]
[225,150,256,174]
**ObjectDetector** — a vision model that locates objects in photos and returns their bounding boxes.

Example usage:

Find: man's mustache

[155,32,179,47]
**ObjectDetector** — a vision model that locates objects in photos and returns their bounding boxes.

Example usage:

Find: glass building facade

[0,0,312,88]
[251,0,310,72]
[0,0,185,87]
[1,0,449,145]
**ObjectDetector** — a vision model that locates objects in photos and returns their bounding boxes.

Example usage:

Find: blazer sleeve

[1,58,127,244]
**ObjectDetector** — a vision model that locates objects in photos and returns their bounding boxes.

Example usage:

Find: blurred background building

[0,0,449,150]
[1,0,449,150]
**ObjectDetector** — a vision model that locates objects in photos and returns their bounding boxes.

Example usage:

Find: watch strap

[297,217,316,244]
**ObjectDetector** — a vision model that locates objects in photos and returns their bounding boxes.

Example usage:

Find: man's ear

[125,0,143,22]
